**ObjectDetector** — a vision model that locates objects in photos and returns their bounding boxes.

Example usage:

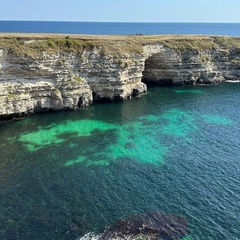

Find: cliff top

[0,33,240,57]
[0,32,214,39]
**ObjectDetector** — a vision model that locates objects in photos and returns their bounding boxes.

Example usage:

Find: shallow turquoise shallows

[0,83,240,240]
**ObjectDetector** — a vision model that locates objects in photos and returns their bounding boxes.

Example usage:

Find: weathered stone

[78,212,189,240]
[0,35,240,118]
[142,45,240,86]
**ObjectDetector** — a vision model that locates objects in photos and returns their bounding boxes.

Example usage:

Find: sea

[0,21,240,36]
[0,22,240,240]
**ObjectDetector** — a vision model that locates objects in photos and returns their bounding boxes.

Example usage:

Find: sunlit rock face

[0,35,240,118]
[0,45,146,118]
[0,50,93,118]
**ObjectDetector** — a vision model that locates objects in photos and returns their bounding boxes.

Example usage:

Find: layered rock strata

[142,43,240,85]
[0,35,240,118]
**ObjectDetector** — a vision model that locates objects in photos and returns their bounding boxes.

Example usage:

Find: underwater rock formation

[78,212,189,240]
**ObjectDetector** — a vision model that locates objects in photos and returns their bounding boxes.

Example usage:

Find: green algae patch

[108,124,168,165]
[138,114,160,122]
[64,109,197,167]
[65,156,113,167]
[65,123,168,167]
[64,156,86,167]
[19,109,197,167]
[19,119,117,152]
[182,236,194,240]
[202,114,233,125]
[160,109,197,137]
[174,89,204,94]
[7,136,17,143]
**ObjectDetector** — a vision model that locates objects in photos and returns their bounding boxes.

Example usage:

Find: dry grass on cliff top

[0,33,144,57]
[0,33,240,57]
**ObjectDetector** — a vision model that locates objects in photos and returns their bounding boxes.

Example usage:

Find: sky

[0,0,240,23]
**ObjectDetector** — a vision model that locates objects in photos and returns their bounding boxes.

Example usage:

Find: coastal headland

[0,33,240,119]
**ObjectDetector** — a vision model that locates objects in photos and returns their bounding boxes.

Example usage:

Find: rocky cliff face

[0,35,240,118]
[142,42,240,86]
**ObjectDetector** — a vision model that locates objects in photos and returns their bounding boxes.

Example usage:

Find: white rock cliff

[0,35,240,118]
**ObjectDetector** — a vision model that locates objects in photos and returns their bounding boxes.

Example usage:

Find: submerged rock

[78,212,189,240]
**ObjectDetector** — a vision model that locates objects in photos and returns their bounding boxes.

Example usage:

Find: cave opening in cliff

[142,53,175,86]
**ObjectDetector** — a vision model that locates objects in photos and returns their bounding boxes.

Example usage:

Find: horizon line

[0,20,240,24]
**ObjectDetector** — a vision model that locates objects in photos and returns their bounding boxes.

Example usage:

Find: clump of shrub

[161,38,218,51]
[74,76,84,83]
[47,39,57,49]
[214,36,240,50]
[52,37,95,51]
[231,58,239,65]
[7,93,14,98]
[200,55,210,63]
[54,88,61,95]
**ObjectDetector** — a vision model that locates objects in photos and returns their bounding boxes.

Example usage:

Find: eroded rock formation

[142,43,240,86]
[78,212,189,240]
[0,34,240,118]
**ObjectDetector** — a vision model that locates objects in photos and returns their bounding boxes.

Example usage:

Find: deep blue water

[0,84,240,240]
[1,20,240,240]
[0,21,240,36]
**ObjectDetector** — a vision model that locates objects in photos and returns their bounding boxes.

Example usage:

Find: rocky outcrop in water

[78,212,189,240]
[0,34,240,118]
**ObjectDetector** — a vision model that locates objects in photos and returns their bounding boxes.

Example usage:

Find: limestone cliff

[0,34,240,118]
[142,38,240,85]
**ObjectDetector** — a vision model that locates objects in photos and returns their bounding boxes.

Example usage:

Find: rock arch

[141,45,224,86]
[141,46,188,86]
[142,53,176,86]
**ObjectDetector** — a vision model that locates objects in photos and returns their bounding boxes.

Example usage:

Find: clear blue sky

[1,0,240,22]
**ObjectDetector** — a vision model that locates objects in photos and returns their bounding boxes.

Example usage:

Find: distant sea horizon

[0,20,240,36]
[1,19,240,240]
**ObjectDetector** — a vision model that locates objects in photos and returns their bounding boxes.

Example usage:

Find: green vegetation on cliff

[0,34,240,58]
[0,34,143,57]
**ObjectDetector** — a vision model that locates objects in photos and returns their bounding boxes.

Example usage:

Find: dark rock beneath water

[79,212,189,240]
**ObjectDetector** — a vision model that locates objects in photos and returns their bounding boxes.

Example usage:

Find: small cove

[0,83,240,239]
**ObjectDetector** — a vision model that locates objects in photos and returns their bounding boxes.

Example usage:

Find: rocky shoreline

[1,34,240,119]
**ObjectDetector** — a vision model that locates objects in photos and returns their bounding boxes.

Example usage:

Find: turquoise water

[0,83,240,239]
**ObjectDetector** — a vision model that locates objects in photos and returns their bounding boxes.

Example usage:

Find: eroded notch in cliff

[142,53,180,86]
